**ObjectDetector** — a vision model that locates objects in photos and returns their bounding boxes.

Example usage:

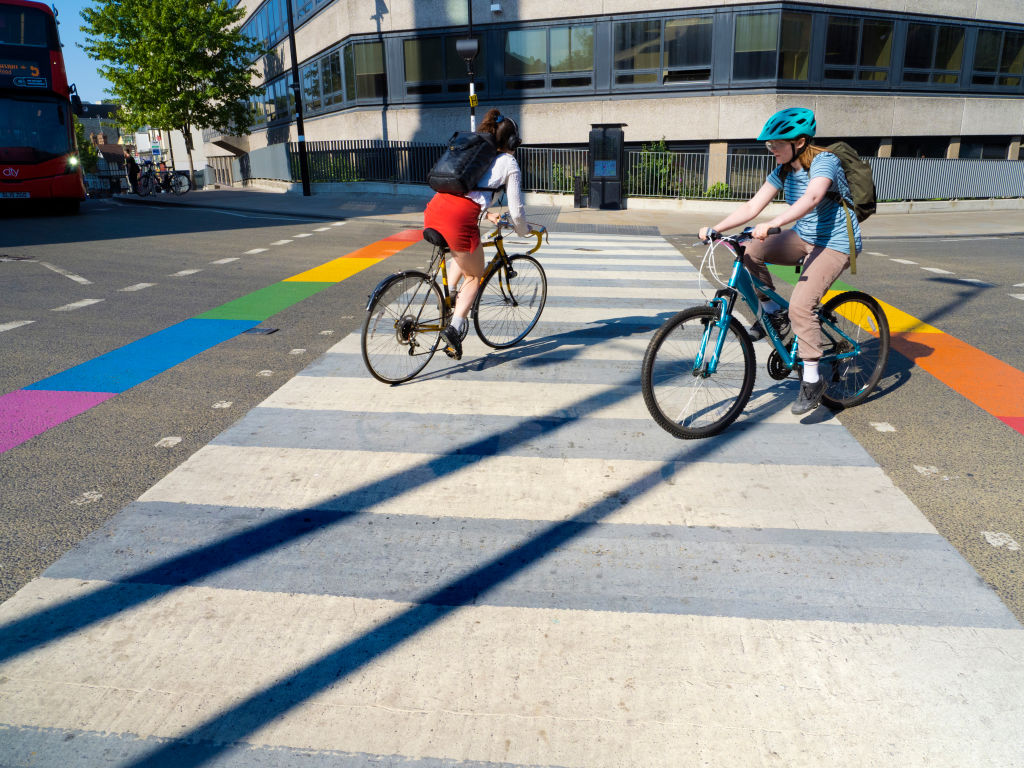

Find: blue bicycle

[641,227,890,439]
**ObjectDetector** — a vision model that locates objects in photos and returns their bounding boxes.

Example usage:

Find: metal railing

[868,157,1024,200]
[518,147,589,193]
[626,152,707,198]
[288,140,445,185]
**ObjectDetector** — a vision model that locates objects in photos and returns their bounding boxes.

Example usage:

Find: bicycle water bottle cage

[422,228,450,252]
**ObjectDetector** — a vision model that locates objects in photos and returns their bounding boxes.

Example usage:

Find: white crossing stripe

[270,239,293,245]
[244,248,268,255]
[170,269,202,277]
[210,257,239,264]
[120,283,155,292]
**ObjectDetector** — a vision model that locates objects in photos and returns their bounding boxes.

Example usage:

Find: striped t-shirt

[767,152,862,255]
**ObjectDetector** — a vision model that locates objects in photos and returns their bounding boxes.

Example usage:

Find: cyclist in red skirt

[423,108,531,360]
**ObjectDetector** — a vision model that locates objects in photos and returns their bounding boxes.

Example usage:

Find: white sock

[762,300,781,315]
[803,361,820,383]
[451,315,467,333]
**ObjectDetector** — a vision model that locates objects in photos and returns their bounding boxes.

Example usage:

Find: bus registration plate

[0,192,31,198]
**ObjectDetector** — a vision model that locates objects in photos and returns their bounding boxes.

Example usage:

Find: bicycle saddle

[422,228,449,250]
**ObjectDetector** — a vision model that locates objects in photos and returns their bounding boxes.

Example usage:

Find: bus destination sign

[0,60,48,88]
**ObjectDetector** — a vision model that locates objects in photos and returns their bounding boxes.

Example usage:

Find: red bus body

[0,0,87,210]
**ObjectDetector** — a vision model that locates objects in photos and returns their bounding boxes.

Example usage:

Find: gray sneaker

[791,378,826,415]
[748,309,791,342]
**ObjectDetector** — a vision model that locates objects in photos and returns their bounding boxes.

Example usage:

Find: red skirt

[424,192,481,252]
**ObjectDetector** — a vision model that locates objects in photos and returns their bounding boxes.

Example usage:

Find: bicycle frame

[700,238,864,376]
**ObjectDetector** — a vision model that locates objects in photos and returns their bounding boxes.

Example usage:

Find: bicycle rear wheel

[474,254,547,348]
[171,174,191,195]
[362,271,445,384]
[137,176,153,197]
[641,306,756,439]
[817,290,890,409]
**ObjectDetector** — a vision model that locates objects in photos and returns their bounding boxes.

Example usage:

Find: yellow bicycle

[361,218,548,384]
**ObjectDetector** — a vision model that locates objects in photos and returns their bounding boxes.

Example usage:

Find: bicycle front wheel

[818,290,890,409]
[171,174,191,195]
[641,306,756,439]
[361,272,446,384]
[474,254,547,348]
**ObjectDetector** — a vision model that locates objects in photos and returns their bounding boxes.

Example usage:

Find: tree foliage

[72,116,100,173]
[79,0,265,169]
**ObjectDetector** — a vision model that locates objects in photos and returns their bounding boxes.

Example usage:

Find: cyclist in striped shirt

[699,107,862,416]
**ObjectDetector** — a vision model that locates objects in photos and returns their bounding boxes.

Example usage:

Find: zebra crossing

[1,231,1022,767]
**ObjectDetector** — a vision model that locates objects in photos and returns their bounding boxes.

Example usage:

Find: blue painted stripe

[25,319,258,393]
[43,504,1018,628]
[211,408,875,465]
[0,724,566,768]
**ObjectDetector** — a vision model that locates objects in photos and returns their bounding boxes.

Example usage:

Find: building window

[903,23,964,85]
[242,0,288,49]
[824,15,893,82]
[733,11,810,81]
[295,0,331,23]
[505,24,594,90]
[614,16,711,86]
[345,40,386,101]
[403,35,487,96]
[972,28,1024,88]
[301,61,321,113]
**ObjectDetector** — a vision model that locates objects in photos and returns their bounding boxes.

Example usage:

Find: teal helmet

[758,107,816,141]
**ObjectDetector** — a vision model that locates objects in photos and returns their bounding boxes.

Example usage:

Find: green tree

[72,116,100,174]
[79,0,265,182]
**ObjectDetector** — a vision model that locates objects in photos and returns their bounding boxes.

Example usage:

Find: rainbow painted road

[0,229,421,455]
[769,265,1024,437]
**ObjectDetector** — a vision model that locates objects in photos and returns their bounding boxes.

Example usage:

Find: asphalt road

[3,204,1023,624]
[667,232,1024,620]
[0,198,428,603]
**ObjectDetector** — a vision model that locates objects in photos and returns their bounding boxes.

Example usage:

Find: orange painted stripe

[891,332,1024,433]
[340,240,416,260]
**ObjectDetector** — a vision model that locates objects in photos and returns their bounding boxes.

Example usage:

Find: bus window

[0,5,49,46]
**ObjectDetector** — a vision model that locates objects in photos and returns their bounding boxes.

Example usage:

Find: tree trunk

[182,126,196,187]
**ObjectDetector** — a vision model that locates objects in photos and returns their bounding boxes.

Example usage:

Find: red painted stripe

[384,228,424,242]
[999,417,1024,437]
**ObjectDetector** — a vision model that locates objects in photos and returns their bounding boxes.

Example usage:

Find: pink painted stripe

[0,389,117,454]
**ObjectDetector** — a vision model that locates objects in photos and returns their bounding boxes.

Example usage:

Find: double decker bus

[0,0,86,213]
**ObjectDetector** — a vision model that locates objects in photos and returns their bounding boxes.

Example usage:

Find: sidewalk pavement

[111,186,1024,239]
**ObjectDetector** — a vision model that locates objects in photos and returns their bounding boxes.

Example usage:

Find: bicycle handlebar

[484,216,548,255]
[701,225,781,245]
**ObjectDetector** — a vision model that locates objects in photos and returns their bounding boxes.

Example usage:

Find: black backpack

[428,131,498,196]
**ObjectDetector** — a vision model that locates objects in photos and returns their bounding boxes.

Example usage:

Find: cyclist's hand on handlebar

[698,226,720,244]
[485,211,502,226]
[752,224,782,241]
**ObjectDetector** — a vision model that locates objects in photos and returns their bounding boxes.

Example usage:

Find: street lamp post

[456,0,478,131]
[285,0,311,196]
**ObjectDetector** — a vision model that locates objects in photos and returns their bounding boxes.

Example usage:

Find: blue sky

[58,0,114,102]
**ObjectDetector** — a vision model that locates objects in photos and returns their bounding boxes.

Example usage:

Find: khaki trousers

[743,230,851,360]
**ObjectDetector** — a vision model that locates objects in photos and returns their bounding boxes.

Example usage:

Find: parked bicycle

[361,217,548,384]
[137,160,190,197]
[641,227,890,439]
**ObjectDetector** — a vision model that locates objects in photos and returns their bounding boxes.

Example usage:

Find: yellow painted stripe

[821,289,942,335]
[285,257,385,283]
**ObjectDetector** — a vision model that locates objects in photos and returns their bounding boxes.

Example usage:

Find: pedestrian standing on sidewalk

[124,147,140,194]
[423,108,530,360]
[698,107,862,416]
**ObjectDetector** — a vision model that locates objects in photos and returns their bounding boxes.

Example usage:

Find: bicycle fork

[694,293,736,377]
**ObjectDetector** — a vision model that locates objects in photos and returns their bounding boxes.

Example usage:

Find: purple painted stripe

[0,389,117,454]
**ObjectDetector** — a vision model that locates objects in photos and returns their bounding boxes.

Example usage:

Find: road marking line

[38,261,92,285]
[211,258,239,265]
[293,233,312,238]
[869,422,896,432]
[289,348,306,355]
[1010,294,1024,301]
[981,532,1020,551]
[319,330,335,335]
[52,299,104,312]
[1014,283,1024,287]
[155,436,182,448]
[889,258,917,265]
[271,239,293,246]
[0,320,34,332]
[921,267,953,274]
[212,401,233,409]
[958,278,994,286]
[330,221,345,226]
[120,283,155,292]
[171,269,202,277]
[313,227,331,232]
[865,251,889,258]
[69,490,102,505]
[245,248,268,255]
[257,370,274,377]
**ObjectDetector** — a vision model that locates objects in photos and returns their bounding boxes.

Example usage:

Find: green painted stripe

[768,264,855,292]
[195,282,332,321]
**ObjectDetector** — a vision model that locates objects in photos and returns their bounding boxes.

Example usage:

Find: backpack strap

[840,197,858,275]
